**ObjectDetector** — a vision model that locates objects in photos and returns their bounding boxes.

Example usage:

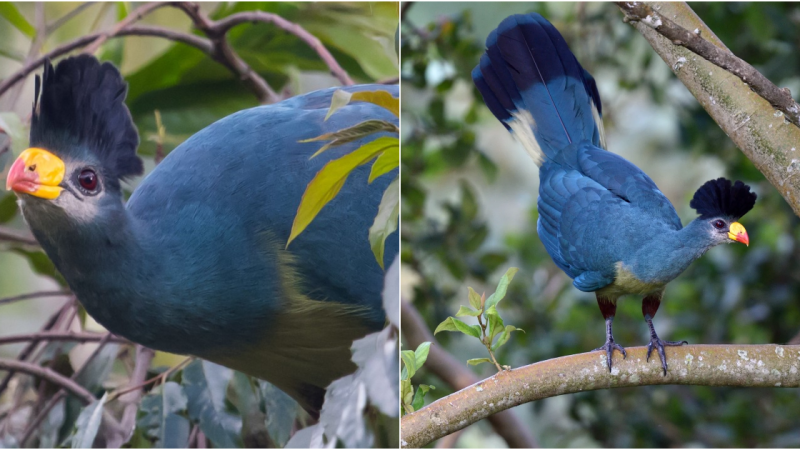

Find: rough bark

[401,344,800,448]
[618,2,800,217]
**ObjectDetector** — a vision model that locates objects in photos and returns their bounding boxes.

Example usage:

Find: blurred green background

[401,2,800,447]
[0,2,397,447]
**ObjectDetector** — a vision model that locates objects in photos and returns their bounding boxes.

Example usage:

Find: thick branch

[614,2,800,217]
[213,11,355,86]
[401,344,800,448]
[401,301,538,448]
[616,2,800,129]
[0,358,96,405]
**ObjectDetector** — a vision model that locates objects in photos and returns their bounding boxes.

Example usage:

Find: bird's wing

[575,144,683,230]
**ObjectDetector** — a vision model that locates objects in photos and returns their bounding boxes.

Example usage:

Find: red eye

[78,169,97,191]
[713,220,725,229]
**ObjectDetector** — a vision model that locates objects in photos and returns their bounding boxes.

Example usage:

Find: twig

[0,226,35,246]
[0,331,127,346]
[0,301,72,397]
[616,1,800,129]
[401,301,538,448]
[0,290,71,307]
[19,333,122,447]
[107,356,192,401]
[83,2,166,54]
[46,2,95,35]
[401,343,800,448]
[105,345,155,448]
[0,24,214,99]
[0,358,96,405]
[212,10,355,86]
[175,2,280,104]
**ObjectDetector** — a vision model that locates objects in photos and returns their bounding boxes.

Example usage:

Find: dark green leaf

[182,360,242,448]
[137,382,190,448]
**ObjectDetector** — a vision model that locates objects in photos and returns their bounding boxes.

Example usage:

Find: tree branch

[0,226,38,246]
[0,358,96,405]
[83,2,167,54]
[175,2,280,104]
[401,301,538,448]
[213,10,355,86]
[401,344,800,448]
[105,345,155,448]
[0,290,71,307]
[0,331,127,346]
[616,2,800,129]
[614,2,800,217]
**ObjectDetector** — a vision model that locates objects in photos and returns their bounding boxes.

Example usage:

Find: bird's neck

[632,219,714,284]
[29,199,163,343]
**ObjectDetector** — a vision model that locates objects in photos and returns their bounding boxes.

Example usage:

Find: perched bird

[5,55,398,413]
[472,14,756,373]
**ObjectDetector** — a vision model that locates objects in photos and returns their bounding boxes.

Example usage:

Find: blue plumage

[473,13,756,373]
[12,56,397,414]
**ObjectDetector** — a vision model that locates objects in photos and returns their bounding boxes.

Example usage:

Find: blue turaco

[472,13,756,373]
[5,55,398,414]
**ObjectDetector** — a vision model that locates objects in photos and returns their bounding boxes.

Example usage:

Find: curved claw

[646,338,688,375]
[593,340,627,371]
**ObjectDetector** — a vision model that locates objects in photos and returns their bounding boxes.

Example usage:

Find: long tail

[472,13,605,166]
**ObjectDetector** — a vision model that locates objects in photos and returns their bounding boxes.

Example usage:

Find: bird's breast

[597,261,666,297]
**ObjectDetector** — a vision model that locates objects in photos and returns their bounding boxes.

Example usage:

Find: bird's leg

[642,293,688,375]
[592,295,626,371]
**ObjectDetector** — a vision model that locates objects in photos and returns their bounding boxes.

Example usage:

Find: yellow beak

[5,148,65,200]
[728,221,749,246]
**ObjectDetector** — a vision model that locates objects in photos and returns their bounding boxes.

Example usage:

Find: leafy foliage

[288,89,400,268]
[434,267,523,370]
[0,2,398,448]
[400,342,433,415]
[402,2,800,447]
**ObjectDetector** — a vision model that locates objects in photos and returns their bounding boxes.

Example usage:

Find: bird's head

[690,177,757,247]
[5,55,142,226]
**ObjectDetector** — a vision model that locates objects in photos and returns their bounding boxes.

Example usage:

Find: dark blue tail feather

[473,13,604,163]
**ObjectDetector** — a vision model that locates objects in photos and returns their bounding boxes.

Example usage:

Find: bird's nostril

[27,164,36,172]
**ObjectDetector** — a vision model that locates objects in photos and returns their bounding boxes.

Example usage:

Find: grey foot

[593,339,627,371]
[646,337,688,375]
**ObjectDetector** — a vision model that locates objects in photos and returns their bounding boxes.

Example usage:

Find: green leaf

[324,89,353,120]
[433,317,481,339]
[257,381,297,448]
[413,342,431,369]
[182,360,242,448]
[485,305,505,343]
[468,287,482,310]
[72,393,107,448]
[401,349,417,380]
[492,325,524,352]
[0,3,35,37]
[0,193,18,223]
[466,358,492,366]
[137,382,190,448]
[484,267,519,312]
[369,176,399,268]
[400,379,413,414]
[368,145,399,183]
[349,90,399,117]
[287,136,397,247]
[411,384,434,411]
[303,120,398,158]
[455,305,481,317]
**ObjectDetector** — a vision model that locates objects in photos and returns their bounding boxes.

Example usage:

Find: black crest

[30,55,143,184]
[690,177,757,220]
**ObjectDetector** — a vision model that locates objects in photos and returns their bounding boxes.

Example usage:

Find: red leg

[593,294,626,371]
[642,291,688,375]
